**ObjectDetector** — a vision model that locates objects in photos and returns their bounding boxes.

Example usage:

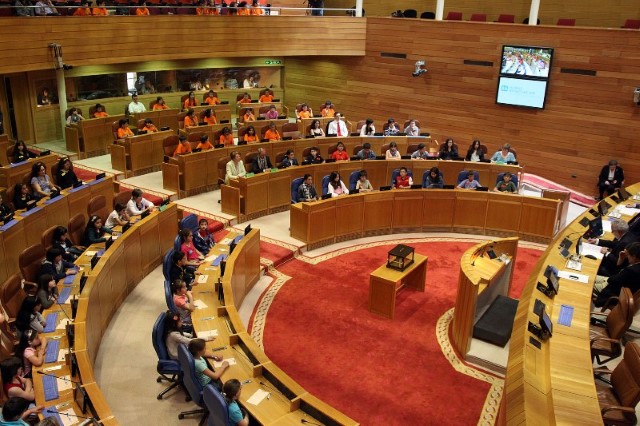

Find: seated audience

[264,105,279,120]
[424,167,444,188]
[0,193,12,218]
[83,215,112,246]
[117,119,134,139]
[180,228,204,266]
[359,119,375,137]
[12,140,35,163]
[15,0,34,16]
[105,203,129,229]
[12,184,33,210]
[163,311,192,359]
[128,94,146,114]
[223,379,250,426]
[465,139,486,162]
[597,159,624,200]
[589,219,636,277]
[52,225,84,261]
[66,108,84,125]
[219,127,235,146]
[73,1,92,16]
[204,90,221,105]
[242,108,256,123]
[196,134,214,151]
[494,172,517,193]
[93,103,109,118]
[305,146,323,164]
[225,151,246,184]
[331,142,350,161]
[385,141,401,160]
[188,338,229,390]
[411,143,429,160]
[0,397,42,424]
[243,126,258,143]
[40,247,76,282]
[297,174,318,202]
[264,123,281,141]
[16,328,47,379]
[243,75,257,89]
[238,93,252,104]
[384,118,400,136]
[35,275,57,311]
[1,358,35,401]
[174,135,192,157]
[35,0,59,15]
[183,92,198,110]
[16,296,45,335]
[153,97,170,110]
[172,280,195,329]
[404,119,420,136]
[327,113,349,136]
[169,251,195,290]
[30,162,58,198]
[356,142,376,160]
[259,89,274,103]
[593,242,640,307]
[203,109,217,125]
[490,144,516,164]
[281,150,299,168]
[252,148,273,173]
[439,138,458,160]
[320,101,335,118]
[394,167,412,189]
[328,172,349,197]
[457,172,481,189]
[55,157,79,190]
[356,170,373,192]
[135,0,150,15]
[297,103,313,120]
[141,118,158,133]
[126,188,155,216]
[93,0,108,15]
[183,109,197,128]
[193,219,215,254]
[309,119,325,137]
[37,88,51,106]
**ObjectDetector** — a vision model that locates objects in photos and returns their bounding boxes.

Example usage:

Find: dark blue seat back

[180,214,199,232]
[163,249,174,281]
[204,384,231,426]
[391,168,413,186]
[165,279,177,312]
[349,170,360,190]
[291,177,304,203]
[496,172,518,188]
[178,344,205,406]
[152,312,181,373]
[174,235,182,251]
[457,170,480,185]
[321,175,330,196]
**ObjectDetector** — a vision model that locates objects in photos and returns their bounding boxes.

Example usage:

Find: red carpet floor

[258,240,542,425]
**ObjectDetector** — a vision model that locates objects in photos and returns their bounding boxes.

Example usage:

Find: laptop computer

[475,186,489,192]
[380,186,392,191]
[237,141,247,146]
[410,184,423,190]
[321,194,332,200]
[192,148,202,153]
[137,130,147,135]
[160,126,170,131]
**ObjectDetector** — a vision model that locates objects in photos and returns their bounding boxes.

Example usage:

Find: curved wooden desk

[290,189,560,250]
[503,182,640,425]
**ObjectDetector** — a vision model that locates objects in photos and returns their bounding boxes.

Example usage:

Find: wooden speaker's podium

[451,237,519,357]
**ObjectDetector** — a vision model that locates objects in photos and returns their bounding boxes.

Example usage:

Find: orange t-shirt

[142,125,158,133]
[183,99,197,110]
[239,98,252,104]
[250,6,264,15]
[174,143,192,157]
[298,110,312,119]
[196,7,206,15]
[243,113,255,122]
[238,8,250,15]
[183,116,197,128]
[204,96,220,105]
[196,141,214,151]
[135,7,150,15]
[204,115,217,125]
[243,134,258,143]
[219,134,234,146]
[206,7,218,15]
[321,108,335,118]
[331,150,350,161]
[259,94,274,103]
[264,129,280,141]
[117,127,134,139]
[92,7,108,15]
[93,111,109,118]
[73,7,91,16]
[153,103,169,110]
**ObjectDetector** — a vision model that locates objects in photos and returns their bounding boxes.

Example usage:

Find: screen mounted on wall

[496,45,554,109]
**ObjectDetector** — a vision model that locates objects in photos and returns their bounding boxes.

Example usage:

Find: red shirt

[395,175,411,188]
[331,150,349,161]
[181,241,199,261]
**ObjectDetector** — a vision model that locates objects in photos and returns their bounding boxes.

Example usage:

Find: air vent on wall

[380,52,407,59]
[560,68,597,76]
[463,60,493,67]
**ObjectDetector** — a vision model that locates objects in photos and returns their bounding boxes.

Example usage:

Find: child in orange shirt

[92,0,108,15]
[243,126,258,143]
[297,103,312,120]
[93,103,108,118]
[264,123,281,141]
[242,108,255,122]
[250,0,263,14]
[183,109,197,128]
[203,109,217,125]
[196,135,214,151]
[73,0,92,15]
[259,89,274,103]
[141,118,158,133]
[219,127,234,146]
[174,136,192,157]
[117,119,134,139]
[204,90,220,105]
[153,97,169,110]
[135,0,150,15]
[321,101,335,118]
[238,93,251,104]
[183,91,197,110]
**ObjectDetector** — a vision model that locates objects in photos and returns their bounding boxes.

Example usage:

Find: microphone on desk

[259,380,288,402]
[37,370,81,384]
[55,299,74,323]
[300,419,322,426]
[211,345,227,352]
[46,408,94,420]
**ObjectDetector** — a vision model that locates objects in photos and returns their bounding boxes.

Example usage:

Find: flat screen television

[496,76,549,109]
[500,46,554,78]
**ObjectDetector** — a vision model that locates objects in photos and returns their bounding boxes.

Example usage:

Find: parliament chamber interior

[0,0,639,424]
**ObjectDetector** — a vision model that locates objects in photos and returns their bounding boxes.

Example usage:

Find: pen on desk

[211,346,227,352]
[200,316,215,321]
[266,392,271,400]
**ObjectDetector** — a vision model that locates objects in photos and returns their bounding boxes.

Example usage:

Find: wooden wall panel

[284,18,640,195]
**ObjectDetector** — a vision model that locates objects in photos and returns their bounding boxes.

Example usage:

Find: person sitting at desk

[327,112,348,136]
[593,242,640,308]
[183,109,198,128]
[170,251,195,289]
[73,0,92,16]
[356,170,373,192]
[196,0,207,15]
[55,157,80,190]
[92,0,108,15]
[321,101,335,118]
[242,108,256,123]
[223,379,250,426]
[30,162,58,198]
[163,310,194,359]
[35,0,59,15]
[305,146,323,164]
[183,91,197,110]
[259,89,274,103]
[153,96,170,110]
[203,109,217,125]
[16,327,48,378]
[35,275,58,311]
[331,142,350,161]
[126,188,155,216]
[439,138,458,160]
[386,141,401,160]
[253,148,273,173]
[135,0,150,15]
[52,226,85,261]
[404,119,420,136]
[457,171,481,190]
[117,119,134,139]
[328,171,349,197]
[40,247,76,282]
[359,119,375,137]
[309,119,325,137]
[490,144,516,164]
[12,184,33,210]
[1,397,44,424]
[597,159,625,201]
[243,126,258,143]
[425,167,444,188]
[174,135,192,157]
[494,172,517,193]
[180,228,204,266]
[0,358,36,402]
[188,338,229,390]
[37,88,52,106]
[356,142,376,160]
[238,93,252,105]
[140,118,158,133]
[394,167,413,189]
[196,134,214,151]
[219,127,235,146]
[298,174,319,202]
[0,193,12,218]
[104,203,129,230]
[243,75,257,89]
[588,219,636,277]
[411,143,429,160]
[281,150,298,168]
[264,123,281,141]
[12,140,36,163]
[204,90,221,105]
[264,105,279,120]
[172,279,196,329]
[15,0,34,17]
[297,103,313,120]
[384,118,400,136]
[194,218,215,254]
[16,296,47,335]
[128,94,146,114]
[465,139,486,162]
[93,103,109,118]
[83,215,113,246]
[66,107,84,125]
[225,151,246,184]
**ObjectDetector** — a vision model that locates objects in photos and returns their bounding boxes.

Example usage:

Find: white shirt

[404,125,420,136]
[328,181,349,197]
[360,124,375,137]
[126,197,153,216]
[105,210,122,229]
[608,169,615,180]
[327,119,348,137]
[128,101,146,114]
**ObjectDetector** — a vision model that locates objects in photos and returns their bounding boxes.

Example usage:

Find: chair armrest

[591,311,608,317]
[593,367,613,376]
[22,280,38,295]
[601,296,620,312]
[591,337,621,346]
[602,405,636,417]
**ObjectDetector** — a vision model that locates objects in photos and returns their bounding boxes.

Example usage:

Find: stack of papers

[57,377,73,392]
[193,299,208,310]
[558,270,589,283]
[197,329,218,341]
[246,389,269,405]
[213,358,237,368]
[580,242,605,259]
[197,275,208,284]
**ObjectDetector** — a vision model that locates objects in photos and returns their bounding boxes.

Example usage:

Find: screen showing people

[500,46,553,78]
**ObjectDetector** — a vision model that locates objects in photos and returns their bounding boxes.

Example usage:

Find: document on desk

[197,329,218,341]
[246,389,269,405]
[213,358,236,368]
[57,350,67,363]
[193,299,208,310]
[57,377,73,392]
[602,220,612,233]
[618,206,640,216]
[59,409,76,426]
[84,250,98,257]
[581,242,605,259]
[56,319,72,330]
[558,270,589,284]
[197,274,208,284]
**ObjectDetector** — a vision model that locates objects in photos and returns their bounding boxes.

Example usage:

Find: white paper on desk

[56,319,72,330]
[57,349,67,363]
[602,220,613,233]
[193,299,208,309]
[197,329,218,341]
[84,251,97,257]
[220,238,232,245]
[246,388,269,405]
[197,275,208,284]
[581,242,605,260]
[213,357,236,368]
[618,206,640,216]
[205,254,218,262]
[558,270,589,284]
[57,377,72,392]
[58,409,76,426]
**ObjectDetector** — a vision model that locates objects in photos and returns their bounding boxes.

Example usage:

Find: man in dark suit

[590,219,638,277]
[597,159,624,200]
[594,242,640,307]
[252,147,273,174]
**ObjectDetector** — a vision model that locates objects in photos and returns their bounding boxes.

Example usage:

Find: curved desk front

[503,182,640,425]
[290,189,560,250]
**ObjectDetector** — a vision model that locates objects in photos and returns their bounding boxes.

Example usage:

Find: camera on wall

[412,60,427,77]
[634,87,640,105]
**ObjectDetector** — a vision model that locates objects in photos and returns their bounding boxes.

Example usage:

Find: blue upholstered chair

[496,172,519,188]
[165,280,178,313]
[457,170,480,185]
[174,235,182,251]
[152,312,183,400]
[177,344,209,424]
[163,249,174,281]
[203,384,230,426]
[180,213,199,232]
[349,170,361,191]
[291,177,304,203]
[390,168,413,186]
[321,175,330,196]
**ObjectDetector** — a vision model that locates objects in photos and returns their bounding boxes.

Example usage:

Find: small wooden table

[369,253,428,319]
